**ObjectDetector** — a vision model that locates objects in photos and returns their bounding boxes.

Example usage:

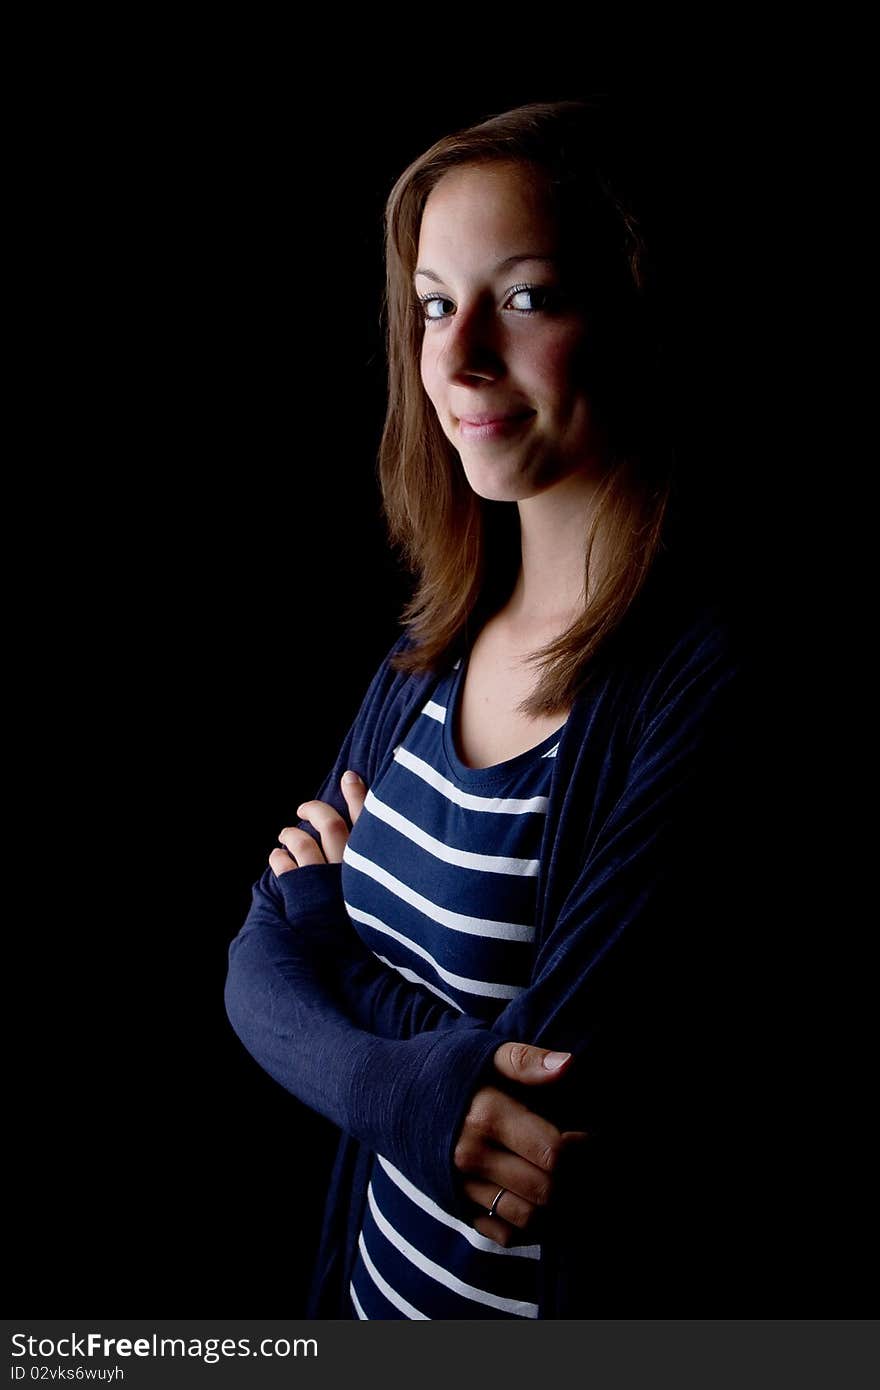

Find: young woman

[224,99,747,1319]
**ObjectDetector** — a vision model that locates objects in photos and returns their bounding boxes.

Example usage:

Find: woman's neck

[507,470,606,633]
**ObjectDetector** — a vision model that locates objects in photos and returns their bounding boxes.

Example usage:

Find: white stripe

[394,746,550,814]
[342,847,534,942]
[364,789,540,876]
[422,699,446,723]
[542,742,559,758]
[373,955,464,1011]
[350,1282,368,1319]
[357,1229,428,1319]
[376,1155,541,1260]
[366,1183,538,1318]
[346,903,525,1000]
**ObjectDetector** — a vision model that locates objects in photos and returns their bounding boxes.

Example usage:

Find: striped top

[342,648,567,1319]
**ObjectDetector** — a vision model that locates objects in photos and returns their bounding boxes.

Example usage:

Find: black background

[10,49,863,1316]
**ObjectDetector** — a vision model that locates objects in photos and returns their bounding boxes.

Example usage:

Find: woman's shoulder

[589,550,747,755]
[362,625,449,726]
[628,547,744,675]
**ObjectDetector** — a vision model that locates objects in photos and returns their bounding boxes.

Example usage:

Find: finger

[462,1127,591,1208]
[467,1085,567,1177]
[461,1178,535,1232]
[277,826,327,868]
[493,1040,574,1085]
[340,771,368,827]
[461,1141,556,1209]
[472,1214,518,1248]
[269,847,297,878]
[294,801,349,865]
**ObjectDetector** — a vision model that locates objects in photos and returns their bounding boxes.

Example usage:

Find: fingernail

[542,1051,572,1071]
[342,771,360,785]
[562,1131,591,1146]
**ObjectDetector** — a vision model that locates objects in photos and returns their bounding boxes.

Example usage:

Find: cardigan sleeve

[264,863,472,1034]
[224,872,501,1216]
[224,631,503,1216]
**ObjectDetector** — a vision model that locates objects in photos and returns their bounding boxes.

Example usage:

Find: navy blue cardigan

[225,559,751,1317]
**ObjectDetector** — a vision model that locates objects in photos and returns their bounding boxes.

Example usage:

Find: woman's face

[416,160,604,502]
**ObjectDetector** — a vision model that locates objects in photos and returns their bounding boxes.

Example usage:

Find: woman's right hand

[453,1042,590,1246]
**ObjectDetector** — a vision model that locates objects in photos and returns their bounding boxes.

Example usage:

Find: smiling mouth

[459,410,534,425]
[458,411,535,439]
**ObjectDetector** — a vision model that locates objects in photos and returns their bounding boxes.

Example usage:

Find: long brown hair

[378,98,676,717]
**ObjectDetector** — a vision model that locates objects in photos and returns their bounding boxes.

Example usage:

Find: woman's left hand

[269,772,367,877]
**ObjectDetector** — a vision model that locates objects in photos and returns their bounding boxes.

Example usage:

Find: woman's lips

[458,411,535,440]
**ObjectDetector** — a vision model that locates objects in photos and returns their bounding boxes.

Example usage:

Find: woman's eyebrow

[413,254,559,284]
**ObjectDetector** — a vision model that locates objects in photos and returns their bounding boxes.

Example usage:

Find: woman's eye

[506,285,554,312]
[419,294,453,321]
[417,284,558,323]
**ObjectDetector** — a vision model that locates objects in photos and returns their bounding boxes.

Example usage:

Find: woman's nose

[438,300,504,382]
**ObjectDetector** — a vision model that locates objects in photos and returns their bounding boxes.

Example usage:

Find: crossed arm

[269,774,586,1242]
[224,624,742,1243]
[228,827,585,1246]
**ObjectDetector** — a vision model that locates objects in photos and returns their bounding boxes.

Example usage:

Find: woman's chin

[458,459,535,504]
